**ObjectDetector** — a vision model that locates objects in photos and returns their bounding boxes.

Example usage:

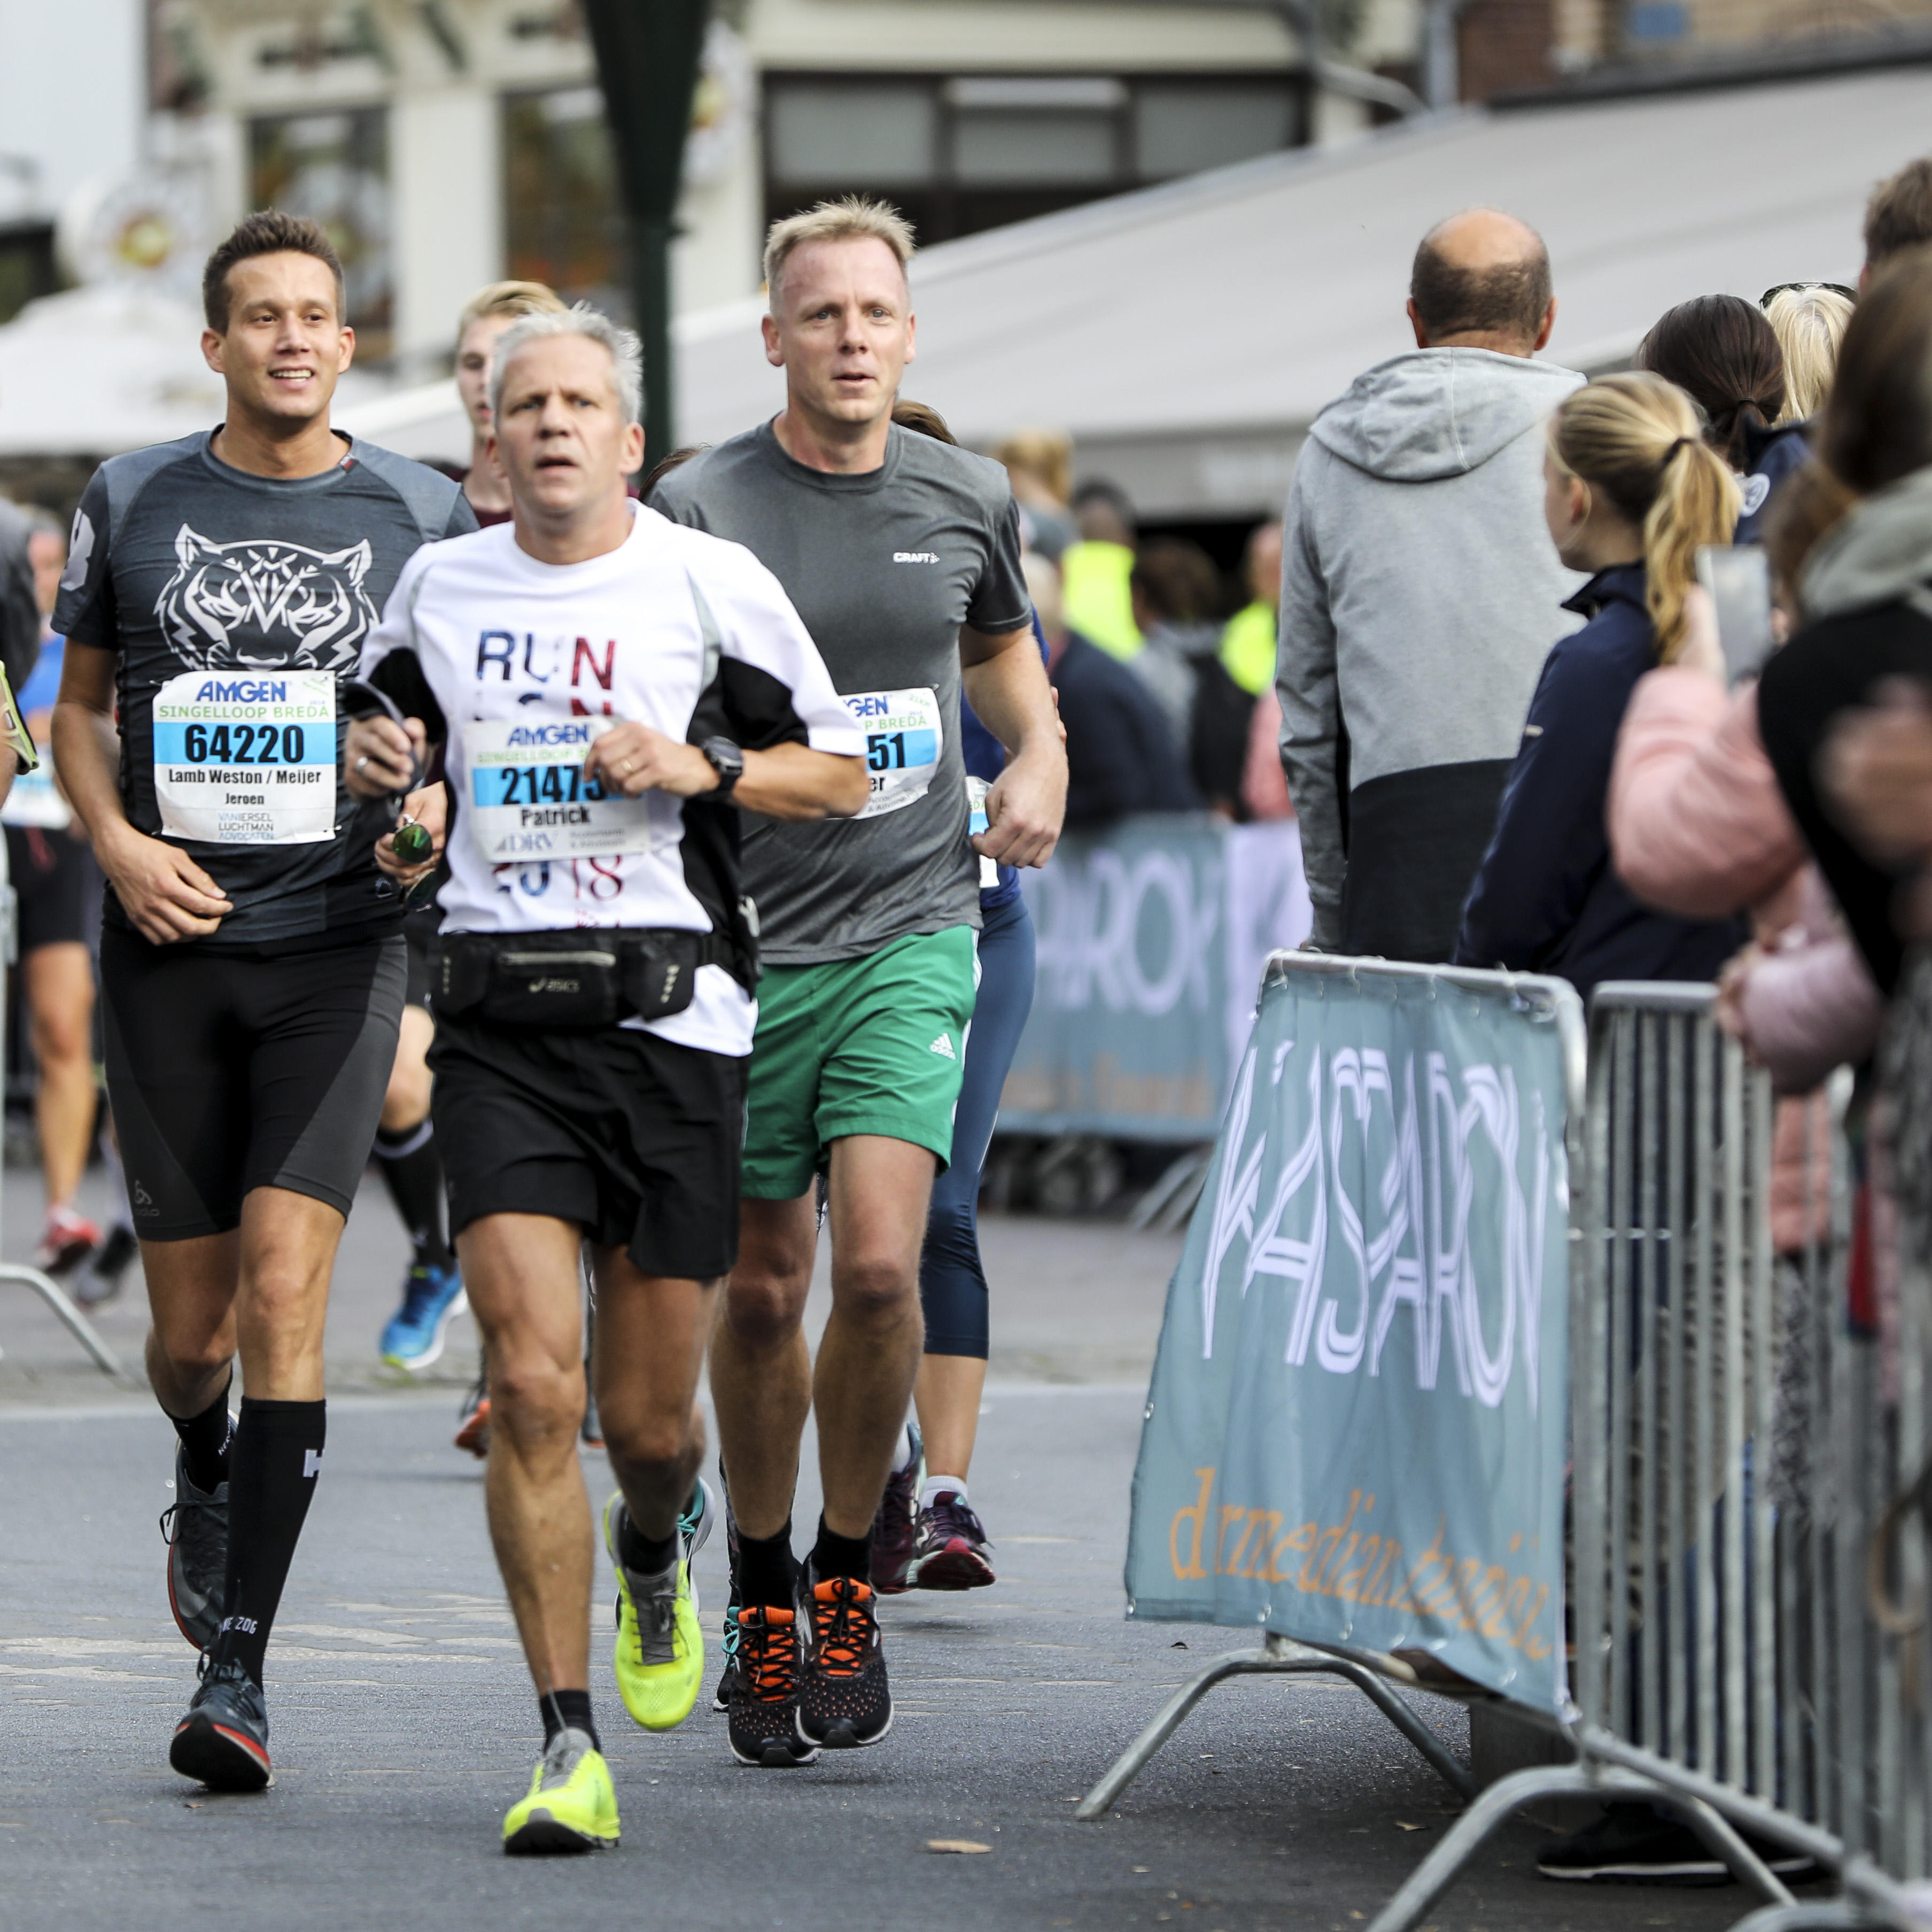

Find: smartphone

[1695,546,1774,685]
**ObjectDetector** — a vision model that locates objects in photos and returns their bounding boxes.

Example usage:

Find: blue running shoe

[380,1262,467,1371]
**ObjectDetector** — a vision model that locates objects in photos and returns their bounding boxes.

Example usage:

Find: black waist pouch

[437,928,736,1028]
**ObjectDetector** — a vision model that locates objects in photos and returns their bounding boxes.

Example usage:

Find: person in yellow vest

[1059,480,1142,661]
[1220,518,1282,697]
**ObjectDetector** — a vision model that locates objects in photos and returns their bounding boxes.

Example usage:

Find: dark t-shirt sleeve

[51,467,117,647]
[966,496,1032,634]
[366,646,449,749]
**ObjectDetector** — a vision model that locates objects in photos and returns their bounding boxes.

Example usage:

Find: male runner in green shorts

[651,195,1067,1764]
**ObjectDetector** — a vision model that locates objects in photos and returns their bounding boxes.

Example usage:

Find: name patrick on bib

[464,713,679,861]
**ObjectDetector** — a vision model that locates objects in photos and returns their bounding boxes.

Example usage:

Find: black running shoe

[727,1604,818,1767]
[870,1422,922,1595]
[909,1489,996,1591]
[70,1223,138,1308]
[160,1444,229,1651]
[169,1656,271,1791]
[1537,1802,1819,1886]
[796,1565,892,1750]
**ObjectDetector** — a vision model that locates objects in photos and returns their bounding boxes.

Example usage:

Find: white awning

[674,64,1932,516]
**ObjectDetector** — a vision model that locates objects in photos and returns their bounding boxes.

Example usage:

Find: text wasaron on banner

[1124,957,1583,1714]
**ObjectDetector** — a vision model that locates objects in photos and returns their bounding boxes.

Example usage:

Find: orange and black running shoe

[727,1605,818,1768]
[796,1566,892,1750]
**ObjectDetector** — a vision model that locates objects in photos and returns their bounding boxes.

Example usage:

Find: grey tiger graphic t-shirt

[650,421,1030,964]
[54,429,475,949]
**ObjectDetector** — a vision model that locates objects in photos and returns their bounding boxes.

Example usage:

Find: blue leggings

[920,890,1035,1357]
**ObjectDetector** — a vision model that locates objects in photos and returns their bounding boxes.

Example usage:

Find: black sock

[207,1398,326,1685]
[615,1503,679,1577]
[540,1687,599,1751]
[168,1378,234,1494]
[372,1119,453,1269]
[810,1515,872,1584]
[738,1521,797,1609]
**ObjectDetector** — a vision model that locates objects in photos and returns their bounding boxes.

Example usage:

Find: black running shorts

[402,907,437,1010]
[429,1013,746,1283]
[6,825,99,953]
[99,927,407,1240]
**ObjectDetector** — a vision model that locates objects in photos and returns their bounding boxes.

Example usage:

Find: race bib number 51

[848,686,941,820]
[464,714,678,862]
[152,670,336,845]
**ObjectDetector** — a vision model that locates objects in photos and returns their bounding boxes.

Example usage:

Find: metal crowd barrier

[1081,968,1932,1928]
[1377,983,1932,1931]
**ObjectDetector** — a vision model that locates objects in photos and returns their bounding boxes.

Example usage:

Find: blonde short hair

[994,429,1074,506]
[456,279,567,344]
[763,197,915,311]
[1762,285,1855,423]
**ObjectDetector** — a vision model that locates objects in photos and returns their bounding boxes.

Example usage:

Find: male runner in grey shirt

[652,196,1066,1765]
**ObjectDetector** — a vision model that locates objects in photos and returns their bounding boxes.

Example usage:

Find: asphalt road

[0,1166,1766,1930]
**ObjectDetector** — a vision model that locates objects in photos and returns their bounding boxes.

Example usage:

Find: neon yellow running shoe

[502,1728,618,1855]
[604,1480,712,1732]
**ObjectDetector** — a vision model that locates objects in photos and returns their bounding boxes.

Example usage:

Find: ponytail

[1644,435,1738,660]
[1549,370,1742,663]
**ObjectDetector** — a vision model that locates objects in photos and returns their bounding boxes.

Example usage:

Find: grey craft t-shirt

[651,421,1031,965]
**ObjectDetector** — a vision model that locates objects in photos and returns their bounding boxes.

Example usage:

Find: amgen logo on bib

[195,679,288,704]
[506,723,593,748]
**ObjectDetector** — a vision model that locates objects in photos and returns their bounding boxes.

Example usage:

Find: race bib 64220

[848,686,941,821]
[463,714,678,862]
[151,670,336,845]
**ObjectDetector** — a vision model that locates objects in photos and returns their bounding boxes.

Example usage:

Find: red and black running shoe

[727,1605,818,1768]
[796,1567,891,1750]
[909,1491,996,1592]
[169,1657,271,1792]
[870,1422,922,1595]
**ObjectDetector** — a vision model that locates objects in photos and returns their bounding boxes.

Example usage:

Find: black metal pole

[581,0,710,460]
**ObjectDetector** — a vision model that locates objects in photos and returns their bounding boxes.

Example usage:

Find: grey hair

[487,302,643,425]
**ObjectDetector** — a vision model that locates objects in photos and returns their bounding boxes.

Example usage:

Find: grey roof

[675,64,1932,516]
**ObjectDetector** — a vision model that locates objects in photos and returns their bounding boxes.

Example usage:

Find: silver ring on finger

[355,755,369,773]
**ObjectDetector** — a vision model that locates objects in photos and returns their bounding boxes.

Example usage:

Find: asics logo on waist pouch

[436,919,757,1030]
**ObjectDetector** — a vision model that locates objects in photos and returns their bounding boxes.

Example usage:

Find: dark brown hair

[1409,228,1551,346]
[891,399,958,446]
[203,210,345,332]
[640,445,708,498]
[1864,156,1932,273]
[1131,538,1220,626]
[1763,249,1932,588]
[1635,295,1785,469]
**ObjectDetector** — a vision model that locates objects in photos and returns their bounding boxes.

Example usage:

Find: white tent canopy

[335,63,1932,515]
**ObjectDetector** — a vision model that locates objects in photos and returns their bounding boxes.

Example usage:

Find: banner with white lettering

[1000,815,1312,1140]
[1124,957,1581,1714]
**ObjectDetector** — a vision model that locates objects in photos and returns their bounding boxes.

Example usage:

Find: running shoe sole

[169,1712,271,1792]
[381,1286,469,1372]
[734,1733,819,1769]
[504,1813,615,1855]
[910,1545,996,1591]
[796,1708,892,1751]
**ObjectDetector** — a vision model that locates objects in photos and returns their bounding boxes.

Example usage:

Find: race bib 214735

[847,686,941,821]
[463,713,679,863]
[151,670,336,846]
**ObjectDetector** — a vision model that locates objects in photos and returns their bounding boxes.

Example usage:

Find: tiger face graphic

[154,526,377,674]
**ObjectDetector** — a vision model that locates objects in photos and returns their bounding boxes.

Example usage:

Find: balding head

[1408,208,1555,356]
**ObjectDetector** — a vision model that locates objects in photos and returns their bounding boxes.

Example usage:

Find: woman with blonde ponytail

[1453,371,1749,997]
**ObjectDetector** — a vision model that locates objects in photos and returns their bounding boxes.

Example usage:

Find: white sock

[920,1475,967,1511]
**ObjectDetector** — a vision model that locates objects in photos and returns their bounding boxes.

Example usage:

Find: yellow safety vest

[1060,540,1142,661]
[1219,600,1276,697]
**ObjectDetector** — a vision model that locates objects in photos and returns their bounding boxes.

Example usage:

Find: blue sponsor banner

[1123,957,1582,1715]
[999,815,1312,1140]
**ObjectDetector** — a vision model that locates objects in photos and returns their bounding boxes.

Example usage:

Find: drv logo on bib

[845,687,941,821]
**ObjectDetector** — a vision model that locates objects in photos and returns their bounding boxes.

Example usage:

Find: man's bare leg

[814,1135,934,1537]
[459,1213,594,1702]
[710,1192,817,1541]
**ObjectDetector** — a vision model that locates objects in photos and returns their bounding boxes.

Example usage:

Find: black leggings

[919,891,1035,1359]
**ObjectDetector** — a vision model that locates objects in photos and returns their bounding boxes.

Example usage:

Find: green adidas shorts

[741,925,979,1201]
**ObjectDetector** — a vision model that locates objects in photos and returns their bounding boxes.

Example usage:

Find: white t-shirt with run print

[357,504,863,1057]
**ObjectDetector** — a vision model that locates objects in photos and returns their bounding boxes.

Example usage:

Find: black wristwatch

[701,737,744,798]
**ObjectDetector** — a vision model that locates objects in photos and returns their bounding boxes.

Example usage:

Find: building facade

[150,0,1444,377]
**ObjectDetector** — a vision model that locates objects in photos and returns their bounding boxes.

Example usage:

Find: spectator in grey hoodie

[1277,208,1586,961]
